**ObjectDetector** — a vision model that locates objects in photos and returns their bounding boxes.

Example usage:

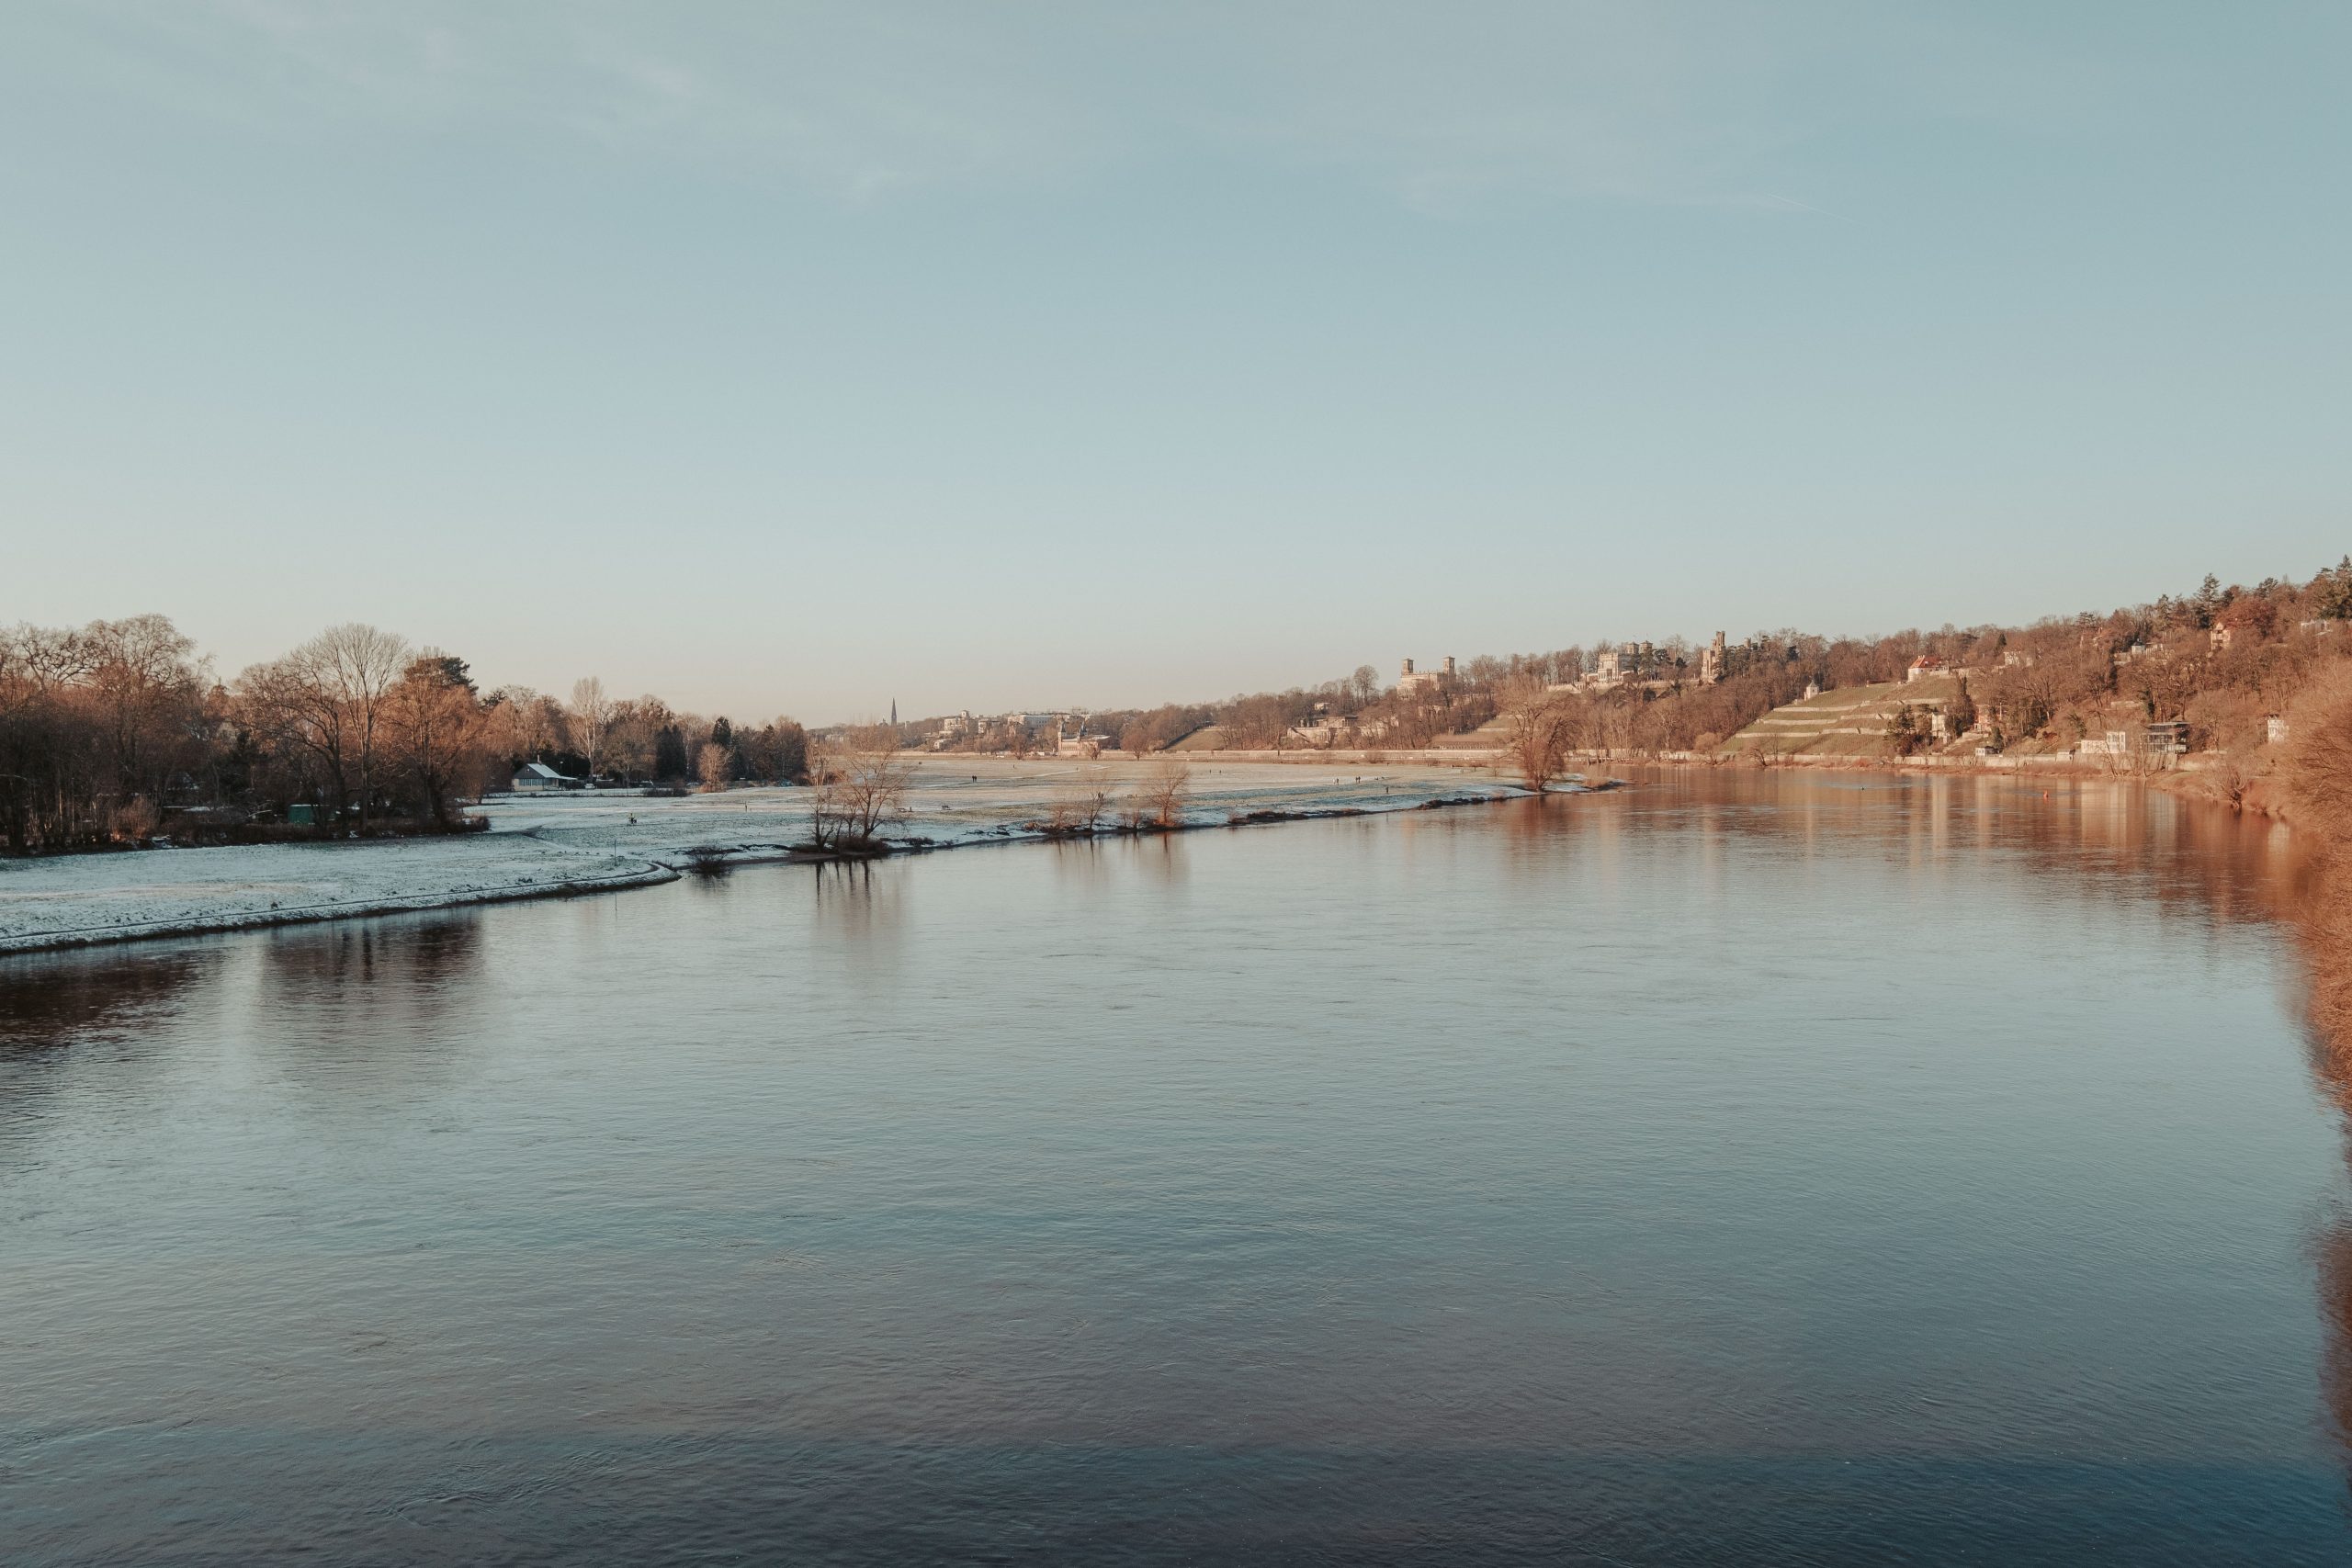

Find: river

[4,770,2347,1564]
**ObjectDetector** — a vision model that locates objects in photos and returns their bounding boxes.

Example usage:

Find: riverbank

[0,838,677,954]
[0,761,1526,954]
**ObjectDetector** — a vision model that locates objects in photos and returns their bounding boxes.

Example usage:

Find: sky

[4,2,2346,723]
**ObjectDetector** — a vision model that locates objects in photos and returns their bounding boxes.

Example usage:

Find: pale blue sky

[5,2,2346,721]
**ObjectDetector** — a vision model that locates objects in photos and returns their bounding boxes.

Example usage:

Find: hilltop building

[1396,656,1455,698]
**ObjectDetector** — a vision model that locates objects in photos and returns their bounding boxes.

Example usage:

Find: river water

[5,770,2348,1564]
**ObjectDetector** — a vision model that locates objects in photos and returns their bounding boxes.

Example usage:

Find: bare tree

[1140,759,1193,829]
[1498,677,1573,793]
[0,623,94,850]
[695,741,730,793]
[81,615,206,801]
[2285,663,2352,846]
[314,624,409,827]
[603,694,673,782]
[569,677,615,778]
[236,655,349,816]
[237,624,410,828]
[483,685,562,762]
[808,726,913,849]
[1041,776,1113,835]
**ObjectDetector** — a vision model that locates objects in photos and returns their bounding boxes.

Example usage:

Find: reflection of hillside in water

[1514,766,2305,924]
[2285,847,2352,1482]
[1515,766,2352,1494]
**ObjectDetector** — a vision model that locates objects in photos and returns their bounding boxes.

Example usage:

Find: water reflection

[249,915,488,1094]
[0,946,212,1163]
[0,946,208,1050]
[810,858,904,942]
[6,772,2352,1564]
[2284,845,2352,1490]
[256,913,484,1019]
[1129,831,1188,886]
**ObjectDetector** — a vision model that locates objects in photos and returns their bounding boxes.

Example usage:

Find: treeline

[14,558,2350,852]
[0,619,808,853]
[1011,558,2352,761]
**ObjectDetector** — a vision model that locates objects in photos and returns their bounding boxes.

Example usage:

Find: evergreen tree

[653,725,688,781]
[2317,558,2352,621]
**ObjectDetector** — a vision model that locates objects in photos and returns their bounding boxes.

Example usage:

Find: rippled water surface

[6,772,2349,1564]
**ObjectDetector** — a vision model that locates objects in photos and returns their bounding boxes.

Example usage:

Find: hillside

[1724,675,1965,759]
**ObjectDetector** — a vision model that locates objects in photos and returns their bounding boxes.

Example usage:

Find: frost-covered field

[481,758,1522,863]
[0,838,671,953]
[1,761,1527,953]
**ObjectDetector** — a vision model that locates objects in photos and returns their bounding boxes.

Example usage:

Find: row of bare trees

[1032,761,1194,835]
[0,615,213,852]
[1,615,818,852]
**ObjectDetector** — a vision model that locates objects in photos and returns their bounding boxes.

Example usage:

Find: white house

[510,761,578,793]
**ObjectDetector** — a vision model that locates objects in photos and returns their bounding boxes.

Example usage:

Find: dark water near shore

[5,771,2350,1564]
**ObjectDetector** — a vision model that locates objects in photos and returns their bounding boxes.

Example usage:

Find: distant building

[510,761,580,793]
[2269,715,2291,745]
[1396,656,1455,698]
[1287,708,1353,747]
[1802,679,1823,700]
[1905,654,1947,683]
[1054,713,1113,757]
[1697,631,1726,685]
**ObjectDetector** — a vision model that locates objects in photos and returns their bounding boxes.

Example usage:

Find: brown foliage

[2282,664,2352,848]
[383,655,488,826]
[1498,678,1573,792]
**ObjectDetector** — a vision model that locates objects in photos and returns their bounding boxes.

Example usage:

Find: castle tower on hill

[1396,656,1455,698]
[1698,631,1726,685]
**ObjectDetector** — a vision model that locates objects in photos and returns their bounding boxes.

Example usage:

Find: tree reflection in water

[2289,846,2352,1493]
[0,946,208,1049]
[251,914,489,1098]
[811,858,903,942]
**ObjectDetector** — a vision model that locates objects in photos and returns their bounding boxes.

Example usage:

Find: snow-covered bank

[1,761,1532,954]
[0,838,674,954]
[481,758,1527,867]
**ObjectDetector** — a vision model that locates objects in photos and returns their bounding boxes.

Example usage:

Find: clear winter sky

[5,3,2346,723]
